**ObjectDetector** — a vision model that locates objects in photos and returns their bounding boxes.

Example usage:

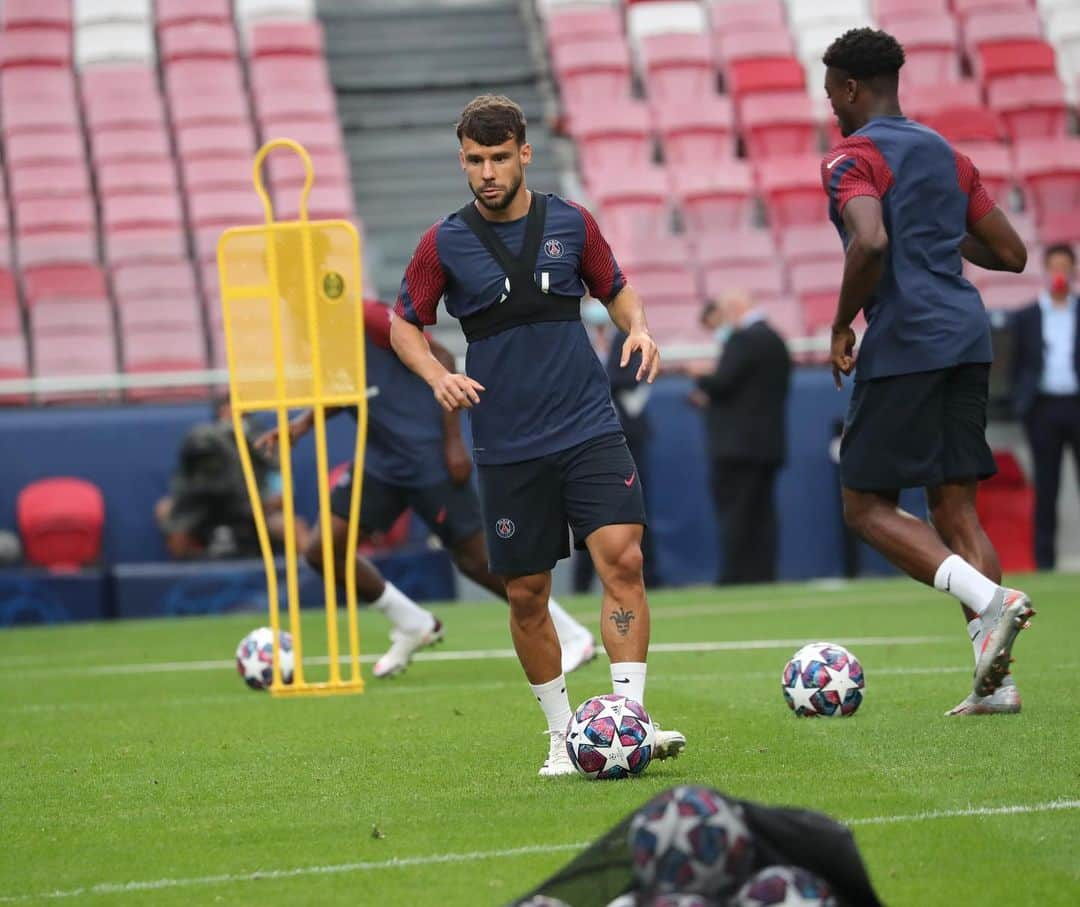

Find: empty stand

[740,92,819,159]
[672,165,756,233]
[653,98,736,166]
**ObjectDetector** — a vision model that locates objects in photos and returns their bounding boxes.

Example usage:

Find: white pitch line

[1,800,1077,903]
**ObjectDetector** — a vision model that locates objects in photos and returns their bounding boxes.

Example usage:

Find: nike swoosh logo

[945,574,951,592]
[613,677,631,684]
[826,154,846,169]
[624,472,637,488]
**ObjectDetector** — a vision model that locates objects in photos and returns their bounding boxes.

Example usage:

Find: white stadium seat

[627,2,708,44]
[74,0,152,27]
[75,22,156,67]
[787,0,872,32]
[234,0,316,22]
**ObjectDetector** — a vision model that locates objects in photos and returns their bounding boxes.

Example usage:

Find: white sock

[547,597,588,645]
[610,661,647,707]
[372,581,435,635]
[933,555,999,616]
[530,674,572,736]
[967,618,983,663]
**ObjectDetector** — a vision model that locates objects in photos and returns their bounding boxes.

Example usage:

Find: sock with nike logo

[932,554,999,616]
[530,674,572,736]
[610,661,647,707]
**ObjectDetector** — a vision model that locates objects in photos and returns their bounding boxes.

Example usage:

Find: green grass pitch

[2,574,1078,905]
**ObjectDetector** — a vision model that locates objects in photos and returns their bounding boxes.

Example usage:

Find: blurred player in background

[257,300,596,679]
[390,95,685,776]
[821,28,1035,715]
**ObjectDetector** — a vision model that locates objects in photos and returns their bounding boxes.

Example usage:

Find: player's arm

[606,285,661,383]
[961,209,1027,273]
[428,336,473,484]
[254,408,342,454]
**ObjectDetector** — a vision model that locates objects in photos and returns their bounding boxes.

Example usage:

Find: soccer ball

[235,626,293,690]
[732,865,837,906]
[628,785,755,896]
[781,642,864,717]
[606,896,711,907]
[565,694,655,780]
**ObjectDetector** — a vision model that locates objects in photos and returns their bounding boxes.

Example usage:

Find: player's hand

[444,439,473,486]
[830,324,857,389]
[622,329,661,383]
[432,372,485,412]
[255,412,313,453]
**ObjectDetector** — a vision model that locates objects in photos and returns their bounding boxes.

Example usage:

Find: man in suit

[691,291,792,584]
[1010,243,1079,569]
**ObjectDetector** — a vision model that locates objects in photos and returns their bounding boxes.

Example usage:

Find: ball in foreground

[235,626,293,690]
[629,785,755,895]
[782,642,864,717]
[733,865,837,906]
[566,694,655,780]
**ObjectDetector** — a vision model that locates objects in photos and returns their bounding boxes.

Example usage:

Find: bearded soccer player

[390,95,686,775]
[256,300,596,679]
[821,29,1035,715]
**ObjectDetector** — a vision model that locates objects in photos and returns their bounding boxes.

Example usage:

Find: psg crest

[495,517,516,539]
[544,238,564,258]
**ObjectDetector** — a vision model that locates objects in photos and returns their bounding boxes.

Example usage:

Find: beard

[470,170,523,212]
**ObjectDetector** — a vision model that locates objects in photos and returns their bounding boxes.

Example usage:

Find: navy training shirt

[361,301,449,486]
[394,193,626,465]
[822,116,996,381]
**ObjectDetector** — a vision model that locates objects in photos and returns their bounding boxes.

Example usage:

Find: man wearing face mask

[690,291,791,584]
[1010,243,1080,570]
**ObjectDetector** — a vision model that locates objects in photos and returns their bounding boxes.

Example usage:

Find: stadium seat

[988,74,1069,139]
[1036,210,1080,245]
[0,334,30,404]
[2,0,72,31]
[2,66,76,104]
[112,260,196,301]
[5,130,84,168]
[98,159,179,196]
[779,225,845,267]
[249,21,325,57]
[166,59,246,96]
[573,100,654,181]
[83,93,166,131]
[965,264,1043,311]
[75,23,156,67]
[757,155,829,230]
[16,477,106,569]
[552,38,634,110]
[91,126,172,163]
[265,145,350,189]
[253,86,336,123]
[249,56,328,93]
[31,298,113,338]
[953,0,1033,22]
[627,269,701,308]
[761,299,807,340]
[0,270,21,334]
[117,295,202,335]
[8,163,91,201]
[0,28,72,68]
[873,0,950,25]
[702,263,787,304]
[671,164,756,232]
[176,123,256,160]
[722,40,805,100]
[740,92,820,160]
[80,65,159,110]
[626,2,707,44]
[273,186,354,222]
[102,192,184,234]
[257,117,341,153]
[653,98,736,166]
[156,0,233,27]
[612,233,694,273]
[181,154,255,193]
[790,261,843,332]
[546,5,623,48]
[709,0,787,33]
[105,226,187,267]
[32,332,119,403]
[189,191,266,260]
[964,8,1044,58]
[1014,138,1080,224]
[23,264,107,305]
[887,16,962,86]
[75,0,151,26]
[644,301,712,345]
[902,81,1003,142]
[975,41,1059,89]
[158,22,240,63]
[169,89,251,128]
[954,142,1014,206]
[17,228,97,269]
[692,228,777,268]
[121,326,208,401]
[234,0,316,23]
[591,166,671,240]
[15,197,94,236]
[639,33,715,101]
[1,97,81,136]
[787,0,870,31]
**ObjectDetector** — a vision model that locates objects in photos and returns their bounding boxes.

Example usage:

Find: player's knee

[506,575,548,623]
[841,494,872,535]
[603,543,644,590]
[303,534,324,573]
[453,547,488,580]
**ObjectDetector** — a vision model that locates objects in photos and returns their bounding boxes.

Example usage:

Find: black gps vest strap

[457,193,581,343]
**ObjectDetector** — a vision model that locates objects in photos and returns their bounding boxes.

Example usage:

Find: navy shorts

[330,469,482,548]
[840,363,997,491]
[477,433,647,577]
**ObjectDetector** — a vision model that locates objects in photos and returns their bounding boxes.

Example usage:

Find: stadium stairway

[317,0,563,312]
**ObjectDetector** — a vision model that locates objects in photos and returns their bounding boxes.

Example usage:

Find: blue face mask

[714,326,732,344]
[582,300,608,326]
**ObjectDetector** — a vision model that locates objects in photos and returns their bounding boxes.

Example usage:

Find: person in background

[1010,243,1080,570]
[688,291,791,584]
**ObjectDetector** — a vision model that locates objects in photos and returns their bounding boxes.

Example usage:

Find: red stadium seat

[653,98,735,166]
[84,93,166,131]
[963,9,1044,57]
[0,334,30,404]
[31,298,113,337]
[99,159,179,196]
[168,89,249,127]
[714,25,795,68]
[1,66,75,104]
[954,142,1013,204]
[629,270,701,308]
[80,65,159,101]
[265,145,350,189]
[0,270,21,335]
[249,21,325,57]
[692,228,776,268]
[612,234,693,272]
[254,87,337,123]
[873,0,950,26]
[2,0,71,31]
[23,264,107,305]
[105,226,188,266]
[16,197,94,235]
[591,166,671,241]
[8,163,91,201]
[1014,138,1080,224]
[1,97,81,135]
[17,229,97,269]
[964,262,1043,311]
[156,0,232,27]
[888,16,962,86]
[573,101,654,180]
[546,5,622,47]
[779,225,844,267]
[953,0,1033,22]
[988,74,1069,140]
[250,57,329,93]
[671,164,755,232]
[102,192,184,233]
[165,59,246,98]
[122,327,208,401]
[645,301,712,345]
[639,33,715,102]
[16,478,105,569]
[91,126,172,163]
[552,38,634,109]
[6,129,84,167]
[0,28,71,68]
[32,333,119,403]
[725,55,805,100]
[258,117,342,153]
[273,186,354,222]
[117,294,202,332]
[758,156,829,230]
[158,22,239,62]
[188,190,265,228]
[903,81,1003,142]
[975,41,1058,89]
[760,299,807,341]
[709,1,786,33]
[1036,211,1080,246]
[790,261,843,332]
[176,123,256,159]
[740,92,819,160]
[181,154,254,192]
[112,261,198,302]
[702,263,787,303]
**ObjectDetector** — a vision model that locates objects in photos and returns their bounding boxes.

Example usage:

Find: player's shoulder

[822,134,882,172]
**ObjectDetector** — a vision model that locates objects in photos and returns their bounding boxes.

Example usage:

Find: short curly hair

[456,95,527,146]
[822,28,906,80]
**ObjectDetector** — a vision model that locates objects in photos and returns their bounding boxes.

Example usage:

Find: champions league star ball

[606,896,712,907]
[565,694,655,780]
[732,865,838,907]
[628,785,755,896]
[235,627,294,690]
[782,642,865,717]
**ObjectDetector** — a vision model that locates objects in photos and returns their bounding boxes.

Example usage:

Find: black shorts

[477,433,647,577]
[329,469,482,548]
[840,363,997,491]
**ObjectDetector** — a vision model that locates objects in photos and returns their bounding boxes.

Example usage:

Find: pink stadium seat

[1,97,80,135]
[258,117,342,153]
[963,9,1043,57]
[158,22,240,63]
[16,197,93,235]
[6,129,83,167]
[591,166,671,241]
[254,87,337,123]
[17,228,97,269]
[33,333,119,403]
[692,228,776,268]
[547,5,622,47]
[954,143,1013,204]
[8,163,90,201]
[888,17,962,86]
[156,0,232,27]
[573,101,654,180]
[740,92,819,160]
[112,261,198,303]
[902,81,1003,142]
[701,263,786,303]
[168,89,249,127]
[99,159,179,196]
[725,54,805,101]
[250,57,329,93]
[166,60,246,98]
[758,156,829,230]
[91,126,172,164]
[790,261,843,332]
[628,270,701,308]
[265,145,350,189]
[709,1,786,33]
[953,0,1033,22]
[671,165,755,233]
[761,299,806,341]
[975,41,1058,89]
[274,186,354,222]
[653,98,736,165]
[2,66,75,104]
[967,266,1043,311]
[102,192,184,234]
[612,233,693,271]
[83,93,166,131]
[31,298,113,337]
[639,33,715,101]
[117,294,202,333]
[23,264,107,305]
[106,227,188,267]
[645,302,712,345]
[188,190,266,229]
[181,154,254,192]
[552,38,634,109]
[873,0,950,26]
[714,25,795,69]
[0,334,30,404]
[176,123,256,160]
[779,225,844,267]
[0,270,20,335]
[0,28,71,68]
[122,327,208,401]
[1036,211,1080,246]
[988,75,1069,140]
[1014,138,1080,224]
[81,65,159,101]
[2,0,71,31]
[249,21,325,58]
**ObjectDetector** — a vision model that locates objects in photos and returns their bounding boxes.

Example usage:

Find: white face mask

[582,300,608,326]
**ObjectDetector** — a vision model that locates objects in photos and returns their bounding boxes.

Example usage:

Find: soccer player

[389,95,686,775]
[256,299,596,679]
[820,29,1035,715]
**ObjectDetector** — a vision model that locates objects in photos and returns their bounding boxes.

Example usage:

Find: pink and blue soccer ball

[606,895,712,907]
[781,642,865,717]
[235,627,293,690]
[566,694,655,780]
[732,865,838,907]
[628,785,755,896]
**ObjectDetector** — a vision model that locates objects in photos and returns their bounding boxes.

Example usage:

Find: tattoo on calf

[610,608,635,636]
